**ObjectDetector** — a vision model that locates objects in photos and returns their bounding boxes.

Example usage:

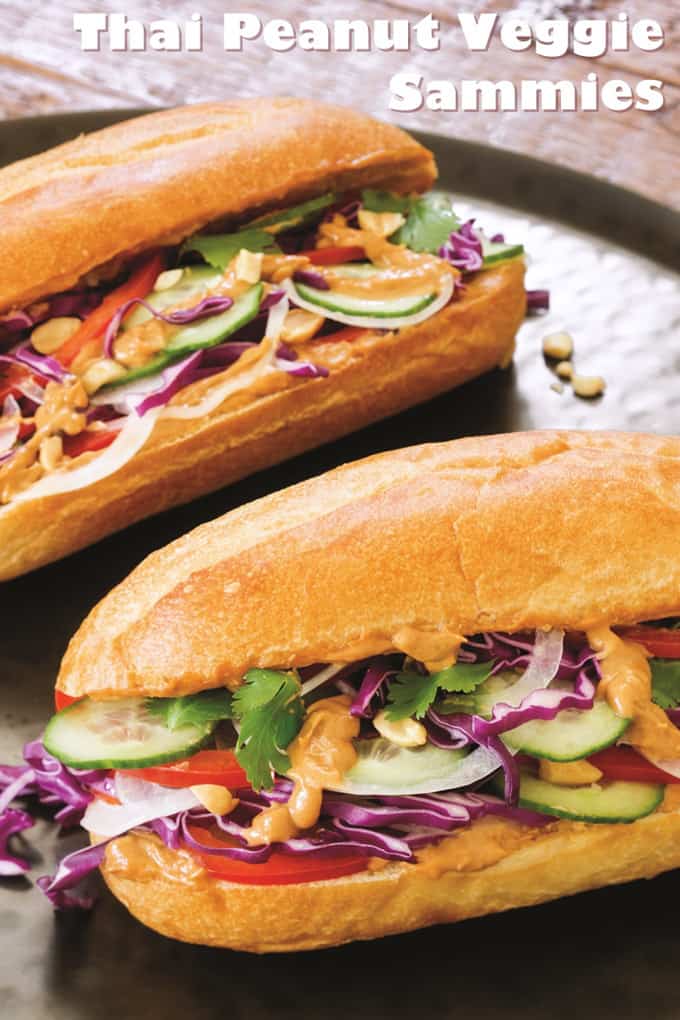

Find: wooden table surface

[1,1,678,207]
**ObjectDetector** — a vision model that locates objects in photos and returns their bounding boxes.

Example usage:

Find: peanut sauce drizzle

[587,626,680,760]
[243,695,359,846]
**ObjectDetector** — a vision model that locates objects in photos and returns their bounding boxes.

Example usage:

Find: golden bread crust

[1,259,525,583]
[0,98,435,313]
[100,809,680,952]
[58,427,680,698]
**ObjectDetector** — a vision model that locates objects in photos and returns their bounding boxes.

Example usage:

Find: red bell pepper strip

[300,246,366,266]
[62,427,120,460]
[55,251,165,367]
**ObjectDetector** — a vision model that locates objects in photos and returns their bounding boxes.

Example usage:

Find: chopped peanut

[373,709,427,748]
[539,759,603,786]
[153,268,184,292]
[235,250,263,285]
[190,785,237,816]
[31,317,81,355]
[280,309,325,344]
[357,209,406,238]
[550,382,564,394]
[572,373,606,399]
[80,358,127,395]
[542,331,574,360]
[39,435,63,472]
[556,360,573,379]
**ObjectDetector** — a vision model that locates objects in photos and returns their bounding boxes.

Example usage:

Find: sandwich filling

[0,192,524,506]
[3,619,680,903]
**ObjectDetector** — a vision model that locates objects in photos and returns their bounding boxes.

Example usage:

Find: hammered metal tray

[1,112,679,1020]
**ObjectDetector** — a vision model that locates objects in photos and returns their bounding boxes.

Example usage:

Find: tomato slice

[300,245,366,266]
[124,750,249,789]
[589,745,680,784]
[618,626,680,659]
[55,251,165,366]
[185,821,368,885]
[54,691,80,710]
[62,428,119,460]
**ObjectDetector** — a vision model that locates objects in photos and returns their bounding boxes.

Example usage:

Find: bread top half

[0,98,436,314]
[57,430,680,699]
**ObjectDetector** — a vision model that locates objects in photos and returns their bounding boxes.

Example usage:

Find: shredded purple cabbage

[349,660,398,719]
[293,269,330,291]
[13,343,70,383]
[37,841,108,909]
[0,289,105,351]
[439,220,484,273]
[0,809,34,876]
[526,289,551,313]
[103,296,234,358]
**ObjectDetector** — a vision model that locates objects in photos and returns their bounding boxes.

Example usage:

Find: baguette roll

[0,99,527,580]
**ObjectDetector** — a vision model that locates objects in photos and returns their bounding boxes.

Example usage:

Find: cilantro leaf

[435,662,494,694]
[361,190,413,215]
[385,673,439,721]
[181,227,279,271]
[393,194,460,254]
[651,659,680,710]
[386,662,491,721]
[232,669,304,790]
[146,689,233,731]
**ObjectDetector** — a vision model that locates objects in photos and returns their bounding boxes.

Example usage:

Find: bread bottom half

[0,259,525,581]
[100,806,680,953]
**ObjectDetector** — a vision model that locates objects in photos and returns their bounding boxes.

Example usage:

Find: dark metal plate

[1,111,679,1019]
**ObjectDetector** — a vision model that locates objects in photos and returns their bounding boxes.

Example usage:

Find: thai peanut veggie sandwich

[3,430,680,953]
[0,97,531,581]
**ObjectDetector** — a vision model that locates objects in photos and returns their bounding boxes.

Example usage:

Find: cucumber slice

[482,240,524,266]
[124,266,224,328]
[498,770,663,823]
[439,669,526,717]
[504,700,630,761]
[104,284,263,389]
[330,263,379,279]
[293,280,436,319]
[165,284,263,353]
[43,697,213,769]
[249,193,335,233]
[327,737,507,797]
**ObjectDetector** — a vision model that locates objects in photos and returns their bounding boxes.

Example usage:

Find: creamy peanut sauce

[0,378,88,503]
[111,270,253,370]
[588,626,680,760]
[105,832,209,888]
[243,695,359,846]
[392,626,463,673]
[412,817,540,879]
[317,215,457,299]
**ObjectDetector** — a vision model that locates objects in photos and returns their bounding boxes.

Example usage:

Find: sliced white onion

[2,394,20,419]
[7,408,160,505]
[264,293,289,342]
[639,754,680,779]
[162,344,278,422]
[281,272,455,331]
[90,372,166,413]
[16,377,45,405]
[0,418,19,456]
[81,778,200,839]
[300,663,346,698]
[501,628,565,707]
